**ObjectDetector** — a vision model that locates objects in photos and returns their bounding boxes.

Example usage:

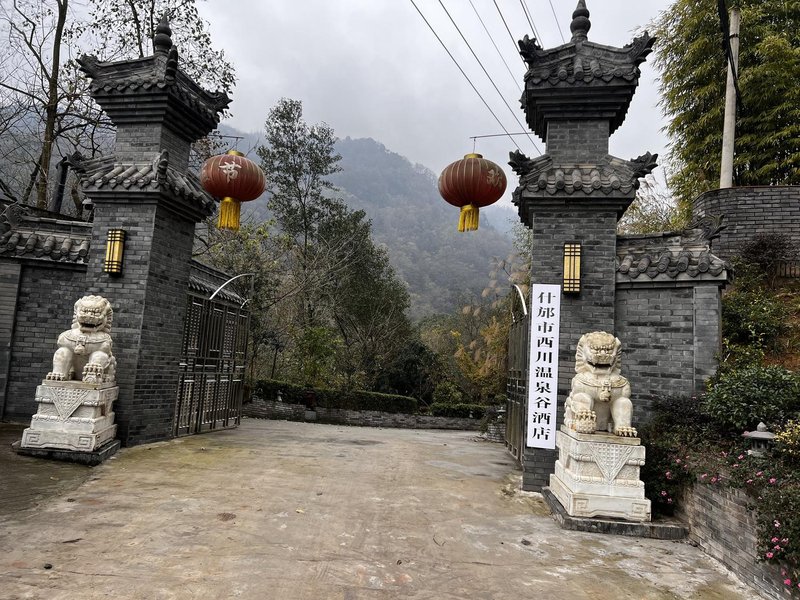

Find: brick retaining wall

[693,186,800,262]
[243,398,482,431]
[679,483,795,600]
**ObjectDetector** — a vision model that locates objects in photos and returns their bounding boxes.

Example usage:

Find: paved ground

[0,424,93,519]
[0,419,757,599]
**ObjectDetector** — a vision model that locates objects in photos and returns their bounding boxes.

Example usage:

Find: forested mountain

[232,126,515,319]
[332,137,514,317]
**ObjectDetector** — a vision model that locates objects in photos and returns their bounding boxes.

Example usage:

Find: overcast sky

[197,0,673,207]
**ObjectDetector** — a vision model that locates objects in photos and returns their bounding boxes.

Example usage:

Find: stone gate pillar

[72,20,229,445]
[511,1,657,490]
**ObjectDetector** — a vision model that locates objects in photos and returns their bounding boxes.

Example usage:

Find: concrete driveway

[0,419,756,599]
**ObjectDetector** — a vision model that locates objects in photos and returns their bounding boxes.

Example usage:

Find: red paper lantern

[438,153,507,232]
[200,150,266,231]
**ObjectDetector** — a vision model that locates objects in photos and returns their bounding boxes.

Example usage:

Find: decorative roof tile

[616,229,731,283]
[188,274,244,305]
[509,152,657,197]
[76,21,229,142]
[72,151,216,216]
[0,204,91,265]
[517,2,655,137]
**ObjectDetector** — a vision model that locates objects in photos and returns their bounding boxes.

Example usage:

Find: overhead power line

[493,0,526,65]
[437,0,541,154]
[467,0,523,94]
[548,0,566,44]
[519,0,542,43]
[407,0,523,153]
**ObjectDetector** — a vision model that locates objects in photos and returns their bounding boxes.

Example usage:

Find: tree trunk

[35,0,68,209]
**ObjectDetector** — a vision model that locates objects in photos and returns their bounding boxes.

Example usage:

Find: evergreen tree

[258,98,344,328]
[256,99,412,389]
[654,0,800,205]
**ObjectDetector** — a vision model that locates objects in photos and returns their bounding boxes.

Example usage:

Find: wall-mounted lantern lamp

[563,242,581,294]
[103,229,126,275]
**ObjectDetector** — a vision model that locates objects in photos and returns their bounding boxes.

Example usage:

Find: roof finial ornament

[153,14,173,53]
[570,0,591,42]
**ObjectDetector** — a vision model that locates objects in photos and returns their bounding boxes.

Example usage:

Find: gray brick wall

[693,285,723,389]
[508,277,724,487]
[615,283,708,424]
[114,123,190,172]
[85,202,196,446]
[546,120,610,162]
[693,186,800,260]
[521,207,620,491]
[0,262,21,419]
[680,484,793,600]
[1,263,87,422]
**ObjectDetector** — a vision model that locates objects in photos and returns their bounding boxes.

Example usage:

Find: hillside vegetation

[332,137,514,318]
[231,125,514,319]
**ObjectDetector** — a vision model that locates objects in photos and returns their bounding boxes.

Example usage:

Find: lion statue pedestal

[548,332,651,522]
[17,296,119,463]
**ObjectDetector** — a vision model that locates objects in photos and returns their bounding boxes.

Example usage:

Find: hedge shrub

[776,419,800,463]
[429,403,485,419]
[703,366,800,432]
[254,379,309,405]
[253,379,417,414]
[431,381,463,405]
[315,389,417,414]
[722,288,787,347]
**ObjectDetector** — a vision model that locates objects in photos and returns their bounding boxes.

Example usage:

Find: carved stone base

[13,439,121,466]
[549,427,651,522]
[20,380,118,452]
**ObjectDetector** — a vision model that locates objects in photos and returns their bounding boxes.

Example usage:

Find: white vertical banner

[526,284,561,449]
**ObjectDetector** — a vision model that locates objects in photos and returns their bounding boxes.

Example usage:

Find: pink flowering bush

[639,395,717,516]
[641,394,800,588]
[754,476,800,585]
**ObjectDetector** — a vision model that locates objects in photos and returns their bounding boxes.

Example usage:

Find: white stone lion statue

[563,331,636,437]
[46,295,116,384]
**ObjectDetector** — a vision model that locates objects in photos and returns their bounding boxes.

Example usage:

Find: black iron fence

[506,313,530,462]
[777,260,800,278]
[174,294,249,436]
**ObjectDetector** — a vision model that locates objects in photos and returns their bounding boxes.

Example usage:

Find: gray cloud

[198,0,672,208]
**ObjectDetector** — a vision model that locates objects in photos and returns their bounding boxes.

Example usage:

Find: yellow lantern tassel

[459,204,480,232]
[217,197,241,231]
[458,205,469,232]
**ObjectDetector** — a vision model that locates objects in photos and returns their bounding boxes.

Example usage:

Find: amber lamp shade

[563,242,582,294]
[103,229,126,275]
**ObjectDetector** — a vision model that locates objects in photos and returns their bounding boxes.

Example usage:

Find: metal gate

[505,284,530,462]
[174,292,249,437]
[506,313,529,462]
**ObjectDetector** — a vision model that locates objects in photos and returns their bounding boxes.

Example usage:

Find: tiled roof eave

[527,71,639,87]
[77,160,215,216]
[188,275,245,305]
[616,270,729,285]
[525,183,636,196]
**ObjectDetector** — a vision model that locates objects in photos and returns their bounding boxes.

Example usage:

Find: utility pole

[720,8,740,188]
